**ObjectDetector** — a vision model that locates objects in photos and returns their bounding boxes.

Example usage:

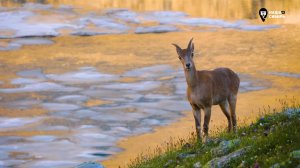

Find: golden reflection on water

[1,0,300,19]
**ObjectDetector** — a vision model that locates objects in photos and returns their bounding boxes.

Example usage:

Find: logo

[259,8,286,22]
[259,8,268,22]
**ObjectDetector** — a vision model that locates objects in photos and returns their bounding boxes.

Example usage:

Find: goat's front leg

[203,106,212,139]
[192,107,201,141]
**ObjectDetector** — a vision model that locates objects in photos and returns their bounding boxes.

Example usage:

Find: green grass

[128,99,300,168]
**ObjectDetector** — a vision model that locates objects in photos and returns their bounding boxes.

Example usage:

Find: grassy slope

[128,103,300,168]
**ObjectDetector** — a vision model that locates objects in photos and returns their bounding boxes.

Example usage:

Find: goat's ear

[172,43,182,56]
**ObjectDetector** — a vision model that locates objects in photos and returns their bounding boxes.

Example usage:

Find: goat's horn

[187,38,193,50]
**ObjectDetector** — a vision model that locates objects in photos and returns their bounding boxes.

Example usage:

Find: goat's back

[196,67,240,104]
[211,67,240,94]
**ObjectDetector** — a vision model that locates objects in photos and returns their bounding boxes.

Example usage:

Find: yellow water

[1,0,300,20]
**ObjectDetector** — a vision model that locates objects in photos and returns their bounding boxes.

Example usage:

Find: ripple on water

[178,18,243,27]
[135,25,179,34]
[142,11,187,24]
[29,160,80,168]
[11,78,45,85]
[239,24,280,31]
[131,100,191,112]
[105,8,140,24]
[123,65,175,78]
[17,69,46,79]
[46,68,119,84]
[22,3,52,10]
[100,81,161,91]
[81,16,129,30]
[27,135,57,142]
[266,71,300,79]
[0,117,42,129]
[143,93,177,100]
[72,109,99,119]
[55,95,89,103]
[0,82,81,93]
[238,74,269,92]
[0,42,21,51]
[1,38,55,51]
[42,103,81,112]
[82,88,130,100]
[3,99,41,109]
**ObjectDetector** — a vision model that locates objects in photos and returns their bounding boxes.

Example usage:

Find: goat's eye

[191,53,194,57]
[178,56,182,60]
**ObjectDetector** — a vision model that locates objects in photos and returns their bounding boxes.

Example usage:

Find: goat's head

[172,38,194,71]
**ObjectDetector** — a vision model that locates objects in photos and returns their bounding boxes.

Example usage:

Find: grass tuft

[128,98,300,168]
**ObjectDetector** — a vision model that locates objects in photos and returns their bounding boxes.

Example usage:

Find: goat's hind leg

[219,100,232,132]
[228,94,238,132]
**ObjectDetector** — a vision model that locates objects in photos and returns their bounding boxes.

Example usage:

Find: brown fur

[172,39,240,140]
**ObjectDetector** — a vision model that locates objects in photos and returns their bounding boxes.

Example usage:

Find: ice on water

[0,4,279,47]
[0,63,269,168]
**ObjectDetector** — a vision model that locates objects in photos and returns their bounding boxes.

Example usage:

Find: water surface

[0,1,300,168]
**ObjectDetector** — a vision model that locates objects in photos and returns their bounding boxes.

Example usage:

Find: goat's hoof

[202,135,210,144]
